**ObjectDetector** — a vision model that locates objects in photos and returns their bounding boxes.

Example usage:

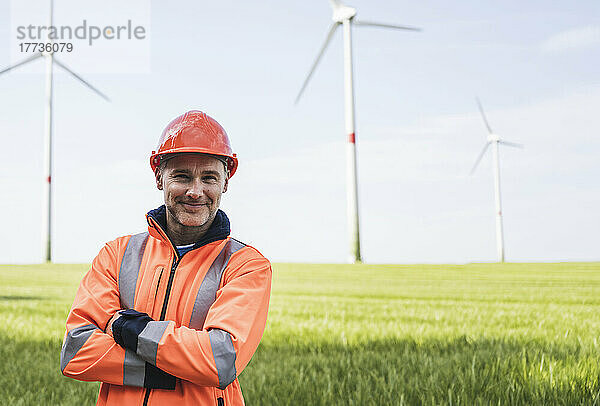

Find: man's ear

[155,170,163,190]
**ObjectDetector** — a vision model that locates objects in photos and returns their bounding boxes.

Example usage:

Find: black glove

[112,308,153,352]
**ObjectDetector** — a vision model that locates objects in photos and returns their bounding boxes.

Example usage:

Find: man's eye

[174,174,189,179]
[203,176,217,182]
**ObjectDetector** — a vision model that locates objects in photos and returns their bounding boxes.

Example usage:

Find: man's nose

[186,178,204,199]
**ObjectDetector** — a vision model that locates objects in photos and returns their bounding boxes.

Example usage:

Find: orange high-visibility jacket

[60,207,272,405]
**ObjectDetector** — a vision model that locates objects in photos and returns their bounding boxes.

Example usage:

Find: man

[60,111,272,406]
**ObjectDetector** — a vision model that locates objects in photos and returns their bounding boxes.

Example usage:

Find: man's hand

[110,309,154,352]
[105,309,155,351]
[105,310,124,338]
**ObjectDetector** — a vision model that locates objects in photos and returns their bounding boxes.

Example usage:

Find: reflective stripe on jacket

[60,208,272,405]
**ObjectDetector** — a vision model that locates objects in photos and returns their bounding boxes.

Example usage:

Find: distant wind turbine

[0,0,110,263]
[295,0,420,263]
[470,98,523,263]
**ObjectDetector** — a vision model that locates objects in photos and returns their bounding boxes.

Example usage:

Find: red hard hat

[150,110,238,177]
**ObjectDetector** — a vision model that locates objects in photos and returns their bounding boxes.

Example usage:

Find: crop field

[0,262,599,405]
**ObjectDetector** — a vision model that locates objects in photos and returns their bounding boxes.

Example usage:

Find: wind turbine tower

[470,98,522,263]
[295,0,420,263]
[0,0,110,262]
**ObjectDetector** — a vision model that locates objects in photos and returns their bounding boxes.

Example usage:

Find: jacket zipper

[159,257,180,320]
[142,388,151,406]
[217,397,224,406]
[143,254,180,406]
[154,268,164,299]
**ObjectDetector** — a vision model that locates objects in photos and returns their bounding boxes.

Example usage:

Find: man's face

[156,153,228,231]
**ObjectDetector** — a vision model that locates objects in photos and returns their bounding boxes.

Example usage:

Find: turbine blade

[475,97,493,134]
[500,140,524,148]
[295,23,340,105]
[0,53,43,75]
[354,20,421,31]
[54,58,110,102]
[470,142,491,175]
[328,0,341,8]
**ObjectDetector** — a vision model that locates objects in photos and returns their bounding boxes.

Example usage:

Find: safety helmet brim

[150,148,238,177]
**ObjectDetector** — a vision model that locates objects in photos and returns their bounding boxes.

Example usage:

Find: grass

[0,262,599,405]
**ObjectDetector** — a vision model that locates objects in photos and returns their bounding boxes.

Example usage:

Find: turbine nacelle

[487,133,500,143]
[330,2,357,23]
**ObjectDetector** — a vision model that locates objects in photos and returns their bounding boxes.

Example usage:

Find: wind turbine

[0,0,110,263]
[470,98,522,263]
[295,0,420,263]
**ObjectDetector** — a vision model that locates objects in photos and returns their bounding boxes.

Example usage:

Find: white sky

[0,0,598,264]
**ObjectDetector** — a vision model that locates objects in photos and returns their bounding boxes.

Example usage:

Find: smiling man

[60,111,272,406]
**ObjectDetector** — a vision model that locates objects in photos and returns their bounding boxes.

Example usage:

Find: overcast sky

[0,0,598,264]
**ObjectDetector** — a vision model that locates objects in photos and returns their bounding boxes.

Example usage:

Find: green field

[0,262,599,405]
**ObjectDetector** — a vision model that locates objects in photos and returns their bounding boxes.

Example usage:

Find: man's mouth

[180,201,209,209]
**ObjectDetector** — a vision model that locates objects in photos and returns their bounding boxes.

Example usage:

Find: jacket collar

[146,205,231,253]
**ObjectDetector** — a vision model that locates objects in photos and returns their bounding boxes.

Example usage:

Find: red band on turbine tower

[47,176,51,183]
[348,133,355,144]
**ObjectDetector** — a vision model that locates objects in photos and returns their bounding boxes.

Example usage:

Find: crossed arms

[60,240,272,389]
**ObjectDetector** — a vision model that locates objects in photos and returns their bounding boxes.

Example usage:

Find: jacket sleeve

[60,239,176,389]
[112,250,272,389]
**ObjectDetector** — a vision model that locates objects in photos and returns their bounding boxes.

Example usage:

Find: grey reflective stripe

[137,320,170,364]
[60,324,98,372]
[123,349,145,387]
[119,232,149,309]
[189,239,246,330]
[209,329,237,389]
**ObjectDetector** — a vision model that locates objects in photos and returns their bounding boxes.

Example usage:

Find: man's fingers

[105,310,123,337]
